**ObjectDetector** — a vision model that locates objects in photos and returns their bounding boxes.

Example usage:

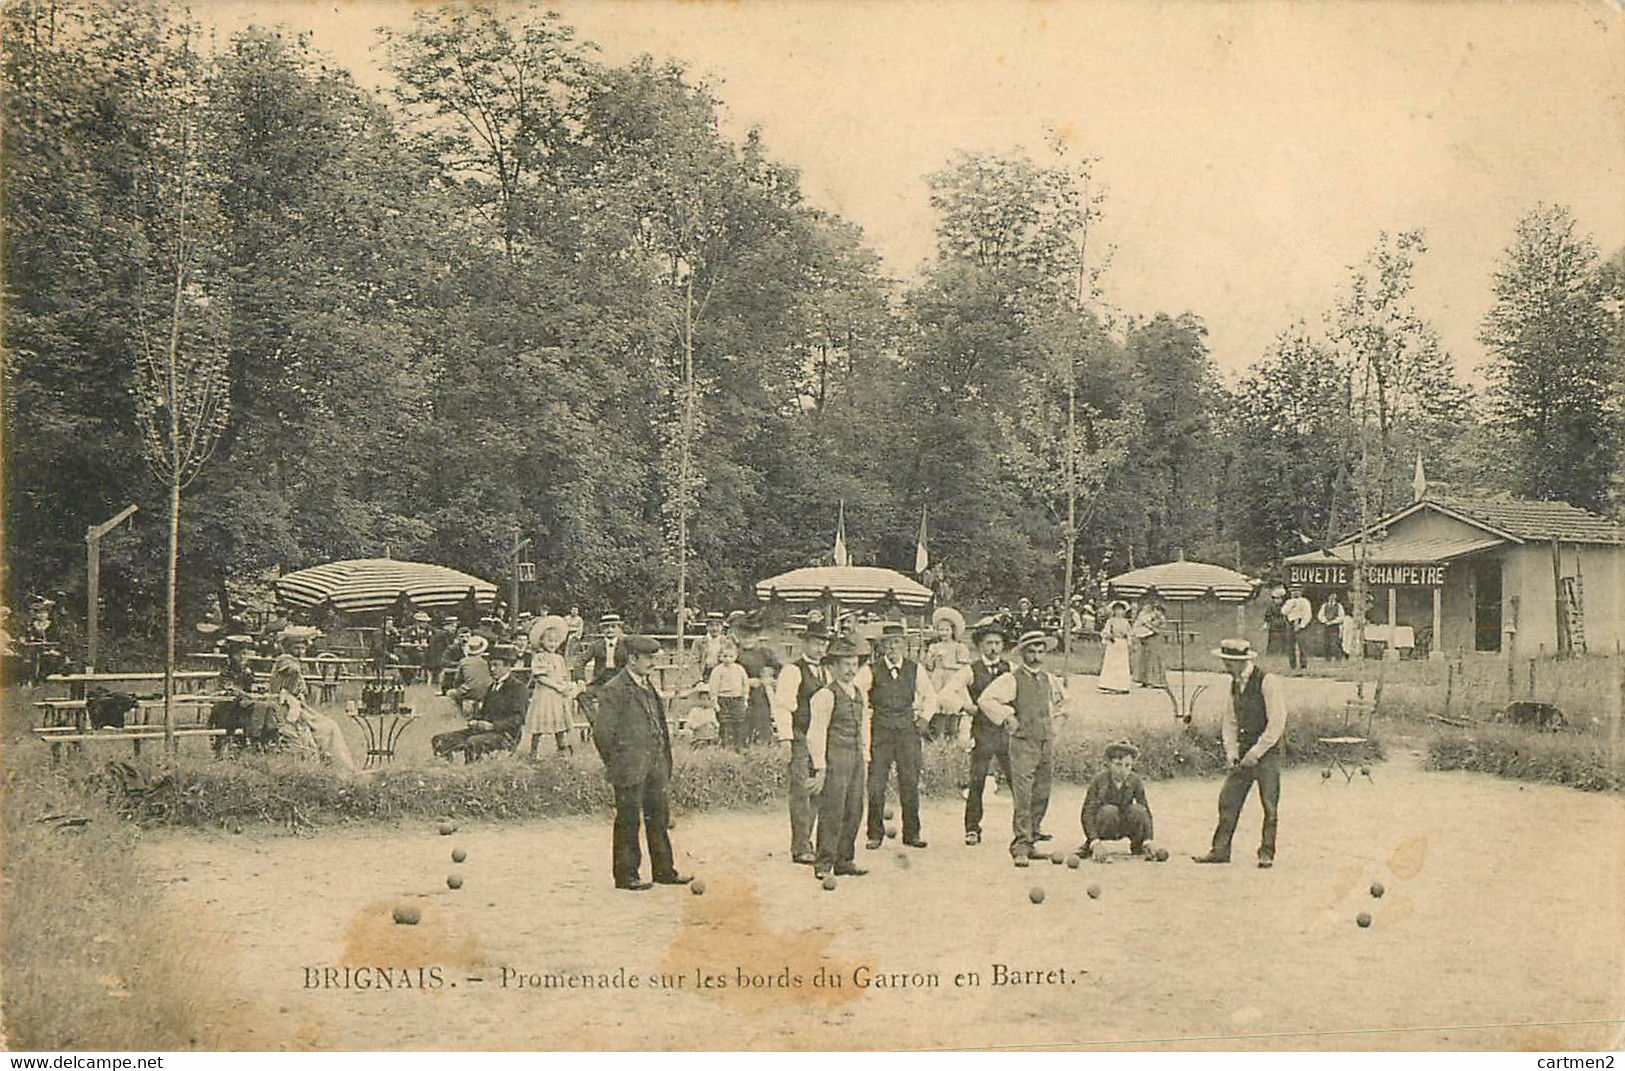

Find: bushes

[1426,728,1624,793]
[78,705,1381,829]
[1,758,256,1049]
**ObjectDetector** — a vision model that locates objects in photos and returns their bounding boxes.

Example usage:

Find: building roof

[1284,535,1505,567]
[1428,494,1625,546]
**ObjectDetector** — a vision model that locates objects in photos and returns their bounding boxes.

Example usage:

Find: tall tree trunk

[676,273,694,656]
[164,473,179,755]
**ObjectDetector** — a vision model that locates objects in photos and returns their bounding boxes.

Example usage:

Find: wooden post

[1444,659,1454,718]
[1551,539,1567,657]
[1430,585,1443,661]
[84,504,139,673]
[1506,656,1516,700]
[1529,654,1538,698]
[1385,587,1399,661]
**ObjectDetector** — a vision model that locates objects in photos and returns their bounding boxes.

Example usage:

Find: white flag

[1412,454,1427,502]
[834,500,850,567]
[914,507,929,575]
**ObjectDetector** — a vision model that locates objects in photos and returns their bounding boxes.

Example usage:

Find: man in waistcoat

[771,623,831,865]
[592,635,691,890]
[859,623,937,850]
[977,630,1067,867]
[956,618,1014,846]
[805,636,870,880]
[1194,638,1288,868]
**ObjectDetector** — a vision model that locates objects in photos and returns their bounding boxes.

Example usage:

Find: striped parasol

[755,566,933,609]
[1106,560,1257,603]
[274,559,498,614]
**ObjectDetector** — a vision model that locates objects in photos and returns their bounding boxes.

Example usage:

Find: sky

[198,0,1625,380]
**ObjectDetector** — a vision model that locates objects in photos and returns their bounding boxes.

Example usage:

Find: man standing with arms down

[592,635,692,891]
[1280,587,1313,670]
[772,623,831,865]
[977,630,1067,867]
[956,619,1013,846]
[805,636,870,880]
[1194,639,1288,868]
[860,623,936,851]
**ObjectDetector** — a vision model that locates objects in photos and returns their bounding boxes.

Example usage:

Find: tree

[1125,312,1221,561]
[1326,230,1470,519]
[1480,205,1622,510]
[128,26,231,750]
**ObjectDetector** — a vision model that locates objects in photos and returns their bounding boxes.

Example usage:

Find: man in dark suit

[579,612,628,687]
[432,645,527,761]
[592,635,691,891]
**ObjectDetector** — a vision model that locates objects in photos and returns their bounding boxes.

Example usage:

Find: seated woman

[265,629,358,772]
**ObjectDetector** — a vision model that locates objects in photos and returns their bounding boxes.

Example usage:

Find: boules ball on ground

[1086,883,1102,899]
[691,879,707,895]
[438,822,457,836]
[1029,887,1045,904]
[1065,854,1081,869]
[884,824,898,839]
[451,848,467,863]
[1050,852,1065,865]
[1370,882,1385,898]
[392,905,421,925]
[447,874,463,890]
[821,876,838,891]
[1154,848,1170,862]
[884,807,895,821]
[1357,912,1373,928]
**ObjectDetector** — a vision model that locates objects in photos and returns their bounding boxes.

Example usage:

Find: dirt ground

[141,751,1624,1052]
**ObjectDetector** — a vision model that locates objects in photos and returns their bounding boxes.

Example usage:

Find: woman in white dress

[924,607,974,738]
[1097,600,1134,694]
[518,615,579,758]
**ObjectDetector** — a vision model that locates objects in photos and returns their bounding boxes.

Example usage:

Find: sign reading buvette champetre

[1287,562,1447,588]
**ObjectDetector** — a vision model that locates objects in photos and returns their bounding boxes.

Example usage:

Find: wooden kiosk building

[1283,493,1624,659]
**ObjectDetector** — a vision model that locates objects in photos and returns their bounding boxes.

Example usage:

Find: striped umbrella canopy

[755,566,933,609]
[274,558,499,614]
[1106,560,1257,604]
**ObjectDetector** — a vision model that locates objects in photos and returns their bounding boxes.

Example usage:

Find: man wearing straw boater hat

[697,610,729,676]
[956,616,1014,846]
[1194,638,1289,868]
[859,622,937,850]
[772,620,832,864]
[976,629,1068,866]
[805,635,871,880]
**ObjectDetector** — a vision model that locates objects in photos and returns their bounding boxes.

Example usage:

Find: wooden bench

[33,726,226,759]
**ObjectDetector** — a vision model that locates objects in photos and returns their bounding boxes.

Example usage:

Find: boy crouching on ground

[1080,740,1155,861]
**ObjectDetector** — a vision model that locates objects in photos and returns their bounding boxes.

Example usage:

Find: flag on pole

[914,507,929,575]
[1412,453,1427,503]
[833,500,850,567]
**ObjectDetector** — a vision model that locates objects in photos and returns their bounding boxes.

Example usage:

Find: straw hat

[1013,629,1058,653]
[1103,740,1140,760]
[528,614,569,650]
[464,634,490,657]
[931,606,966,639]
[1211,638,1259,661]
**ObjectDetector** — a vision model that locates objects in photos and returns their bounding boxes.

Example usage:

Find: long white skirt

[1098,638,1133,693]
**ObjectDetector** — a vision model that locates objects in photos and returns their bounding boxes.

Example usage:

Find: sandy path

[141,754,1623,1051]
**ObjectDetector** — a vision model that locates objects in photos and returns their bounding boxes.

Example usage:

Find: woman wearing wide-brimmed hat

[1097,600,1134,693]
[924,607,973,738]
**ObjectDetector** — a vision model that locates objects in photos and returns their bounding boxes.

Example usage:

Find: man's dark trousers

[1286,625,1308,669]
[1209,749,1281,861]
[788,736,816,857]
[1087,803,1152,851]
[613,762,677,886]
[964,729,1014,836]
[866,725,922,841]
[815,745,866,871]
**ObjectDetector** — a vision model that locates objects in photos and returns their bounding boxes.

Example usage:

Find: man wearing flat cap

[1194,639,1288,868]
[977,629,1067,866]
[1081,741,1155,860]
[592,635,691,890]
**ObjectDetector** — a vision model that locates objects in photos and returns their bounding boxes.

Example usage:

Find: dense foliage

[4,1,1621,636]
